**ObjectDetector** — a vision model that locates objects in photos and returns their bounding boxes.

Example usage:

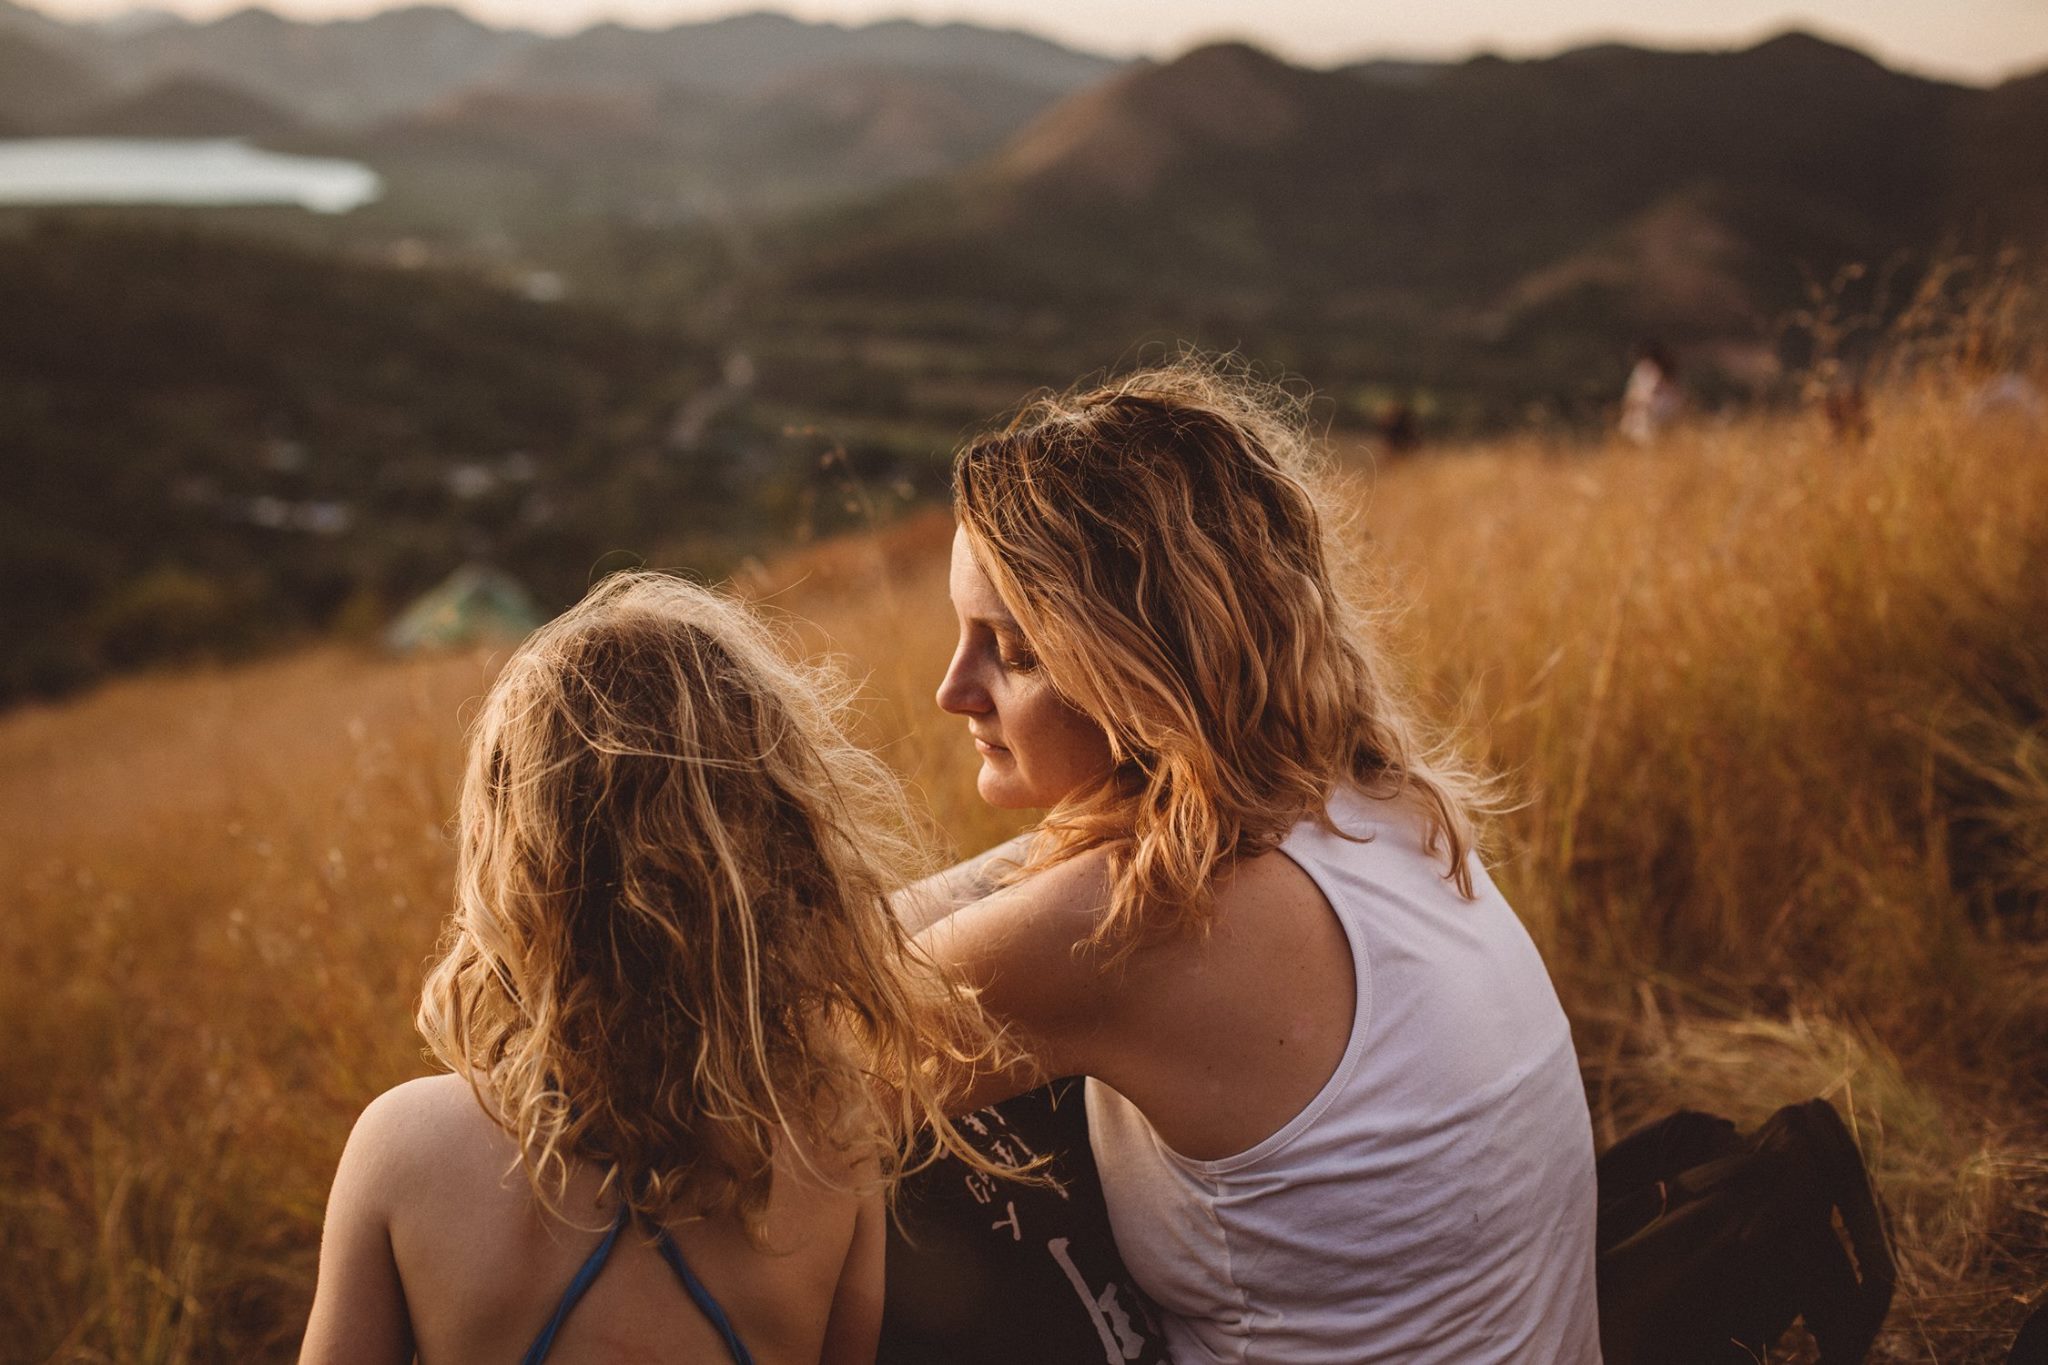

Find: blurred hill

[0,218,935,702]
[52,74,306,137]
[0,22,114,126]
[70,4,526,127]
[492,12,1114,102]
[0,2,1123,229]
[765,32,2044,417]
[3,6,2045,700]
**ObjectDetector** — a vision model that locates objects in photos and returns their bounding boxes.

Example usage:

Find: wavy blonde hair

[953,358,1494,952]
[418,572,1006,1236]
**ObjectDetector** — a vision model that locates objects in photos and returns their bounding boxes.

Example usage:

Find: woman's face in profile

[937,528,1114,810]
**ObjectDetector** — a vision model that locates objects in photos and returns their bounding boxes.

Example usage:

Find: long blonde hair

[418,572,1004,1235]
[952,358,1493,952]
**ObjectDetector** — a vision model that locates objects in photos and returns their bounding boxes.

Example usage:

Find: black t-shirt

[880,1079,1171,1365]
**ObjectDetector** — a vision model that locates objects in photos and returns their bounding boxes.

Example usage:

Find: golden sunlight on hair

[952,357,1500,952]
[415,571,1016,1236]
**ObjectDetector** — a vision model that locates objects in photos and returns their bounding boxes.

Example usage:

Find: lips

[971,731,1009,755]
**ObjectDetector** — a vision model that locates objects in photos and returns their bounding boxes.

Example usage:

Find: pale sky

[30,0,2048,84]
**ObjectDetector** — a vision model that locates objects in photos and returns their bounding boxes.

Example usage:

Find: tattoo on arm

[892,832,1036,935]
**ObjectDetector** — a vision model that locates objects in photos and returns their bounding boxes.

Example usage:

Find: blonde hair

[418,572,1004,1235]
[952,358,1492,952]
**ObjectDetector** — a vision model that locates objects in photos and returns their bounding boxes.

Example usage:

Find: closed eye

[992,631,1039,673]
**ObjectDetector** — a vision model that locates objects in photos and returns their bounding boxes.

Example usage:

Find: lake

[0,139,381,213]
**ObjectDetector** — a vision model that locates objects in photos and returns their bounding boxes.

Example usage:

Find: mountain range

[0,1,1120,209]
[2,5,2044,699]
[770,32,2045,408]
[3,6,2041,422]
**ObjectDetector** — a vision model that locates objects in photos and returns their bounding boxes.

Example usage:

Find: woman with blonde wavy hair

[902,360,1604,1362]
[301,573,1008,1365]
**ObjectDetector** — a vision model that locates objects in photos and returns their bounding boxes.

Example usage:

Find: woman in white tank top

[900,359,1603,1363]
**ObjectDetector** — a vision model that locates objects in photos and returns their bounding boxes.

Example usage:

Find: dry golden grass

[4,372,2045,1360]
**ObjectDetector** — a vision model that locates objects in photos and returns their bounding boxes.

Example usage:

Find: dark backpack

[2009,1301,2048,1365]
[1595,1098,1897,1365]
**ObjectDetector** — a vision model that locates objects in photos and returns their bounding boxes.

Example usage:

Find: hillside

[1955,68,2048,243]
[87,4,537,128]
[5,1,1118,134]
[0,1,1124,236]
[56,73,305,137]
[763,33,2040,417]
[4,373,2045,1359]
[0,25,113,125]
[0,219,734,700]
[495,11,1115,101]
[16,6,2035,417]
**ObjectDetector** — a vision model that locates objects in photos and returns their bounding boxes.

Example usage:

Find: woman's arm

[892,832,1035,936]
[915,845,1124,1114]
[298,1091,418,1365]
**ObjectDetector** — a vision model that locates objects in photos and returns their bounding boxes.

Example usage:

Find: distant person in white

[1620,341,1683,445]
[900,360,1603,1362]
[1967,371,2046,427]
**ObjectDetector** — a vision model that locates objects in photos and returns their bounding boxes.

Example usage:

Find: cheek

[1014,691,1113,790]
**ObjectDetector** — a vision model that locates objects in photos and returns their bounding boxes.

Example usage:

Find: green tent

[384,565,544,655]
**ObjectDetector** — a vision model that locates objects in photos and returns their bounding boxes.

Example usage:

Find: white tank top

[1086,786,1602,1363]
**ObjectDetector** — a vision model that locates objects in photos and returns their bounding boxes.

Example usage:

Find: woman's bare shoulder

[357,1073,498,1139]
[341,1074,510,1199]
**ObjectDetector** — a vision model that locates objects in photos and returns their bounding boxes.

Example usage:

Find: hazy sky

[31,0,2048,83]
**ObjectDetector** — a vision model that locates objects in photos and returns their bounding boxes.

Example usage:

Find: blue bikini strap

[653,1226,757,1365]
[519,1206,630,1365]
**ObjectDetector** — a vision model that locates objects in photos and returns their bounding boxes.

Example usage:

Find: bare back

[300,1074,882,1365]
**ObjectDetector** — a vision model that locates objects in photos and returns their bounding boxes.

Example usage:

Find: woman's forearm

[892,832,1035,936]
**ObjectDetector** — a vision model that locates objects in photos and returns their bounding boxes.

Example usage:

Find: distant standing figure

[1620,342,1683,444]
[1968,371,2046,428]
[1823,380,1873,444]
[1376,398,1422,455]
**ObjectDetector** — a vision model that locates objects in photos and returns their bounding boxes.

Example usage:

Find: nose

[935,641,991,717]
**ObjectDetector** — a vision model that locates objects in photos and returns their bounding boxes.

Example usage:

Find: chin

[976,766,1036,810]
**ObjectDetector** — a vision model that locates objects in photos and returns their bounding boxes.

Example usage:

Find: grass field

[3,362,2045,1360]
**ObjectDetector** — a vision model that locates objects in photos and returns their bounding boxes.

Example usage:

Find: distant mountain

[0,26,114,126]
[2,2,1125,223]
[88,6,187,38]
[58,73,304,137]
[0,0,84,49]
[11,2,1120,132]
[499,11,1117,101]
[734,63,1080,189]
[771,32,2041,404]
[354,83,689,164]
[1342,57,1449,88]
[92,5,537,127]
[836,33,1968,298]
[1954,68,2048,244]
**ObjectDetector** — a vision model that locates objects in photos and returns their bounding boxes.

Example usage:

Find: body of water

[0,139,380,213]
